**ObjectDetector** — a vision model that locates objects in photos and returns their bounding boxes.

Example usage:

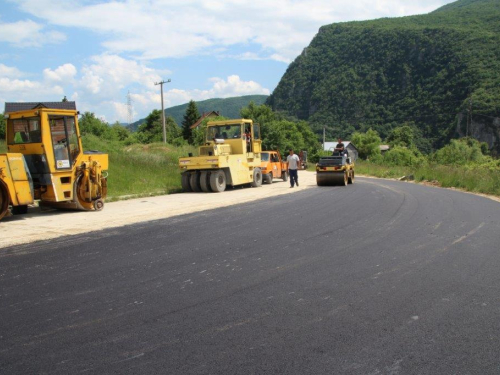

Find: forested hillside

[129,95,268,131]
[267,0,500,154]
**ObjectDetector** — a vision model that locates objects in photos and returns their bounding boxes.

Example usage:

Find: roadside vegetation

[349,126,500,196]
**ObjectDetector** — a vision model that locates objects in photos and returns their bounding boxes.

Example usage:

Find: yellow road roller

[0,102,108,220]
[179,119,262,192]
[316,145,357,186]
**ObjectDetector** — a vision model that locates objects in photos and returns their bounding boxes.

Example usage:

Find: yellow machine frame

[179,119,262,192]
[0,107,108,220]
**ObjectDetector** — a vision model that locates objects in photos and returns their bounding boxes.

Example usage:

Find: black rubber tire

[190,172,202,192]
[0,182,10,220]
[210,169,226,192]
[348,170,354,184]
[282,171,288,182]
[265,173,273,184]
[251,168,262,187]
[200,171,212,192]
[93,199,104,211]
[181,172,192,192]
[12,205,28,215]
[341,172,348,186]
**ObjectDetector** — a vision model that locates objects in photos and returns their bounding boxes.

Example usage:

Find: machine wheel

[93,199,104,211]
[12,205,28,215]
[265,173,273,184]
[0,182,9,220]
[200,171,212,192]
[181,172,192,192]
[348,170,354,184]
[341,172,348,186]
[210,169,226,192]
[316,174,326,186]
[251,168,263,187]
[74,175,95,211]
[190,172,202,192]
[282,171,288,182]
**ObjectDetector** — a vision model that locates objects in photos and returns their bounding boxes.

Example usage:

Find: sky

[0,0,456,124]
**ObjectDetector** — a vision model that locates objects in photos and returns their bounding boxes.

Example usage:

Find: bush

[432,138,487,165]
[351,128,382,159]
[382,146,426,167]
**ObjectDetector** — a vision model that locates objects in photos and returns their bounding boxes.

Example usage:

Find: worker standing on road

[287,149,300,188]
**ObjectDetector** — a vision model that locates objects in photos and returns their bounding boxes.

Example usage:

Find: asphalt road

[1,177,499,374]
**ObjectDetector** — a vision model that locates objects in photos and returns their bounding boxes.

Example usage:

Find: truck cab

[260,151,289,184]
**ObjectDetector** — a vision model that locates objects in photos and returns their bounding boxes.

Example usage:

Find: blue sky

[0,0,455,124]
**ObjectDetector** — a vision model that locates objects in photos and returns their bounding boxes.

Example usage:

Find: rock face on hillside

[456,115,500,151]
[267,0,500,154]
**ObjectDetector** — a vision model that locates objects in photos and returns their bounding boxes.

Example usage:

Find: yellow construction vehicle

[316,143,358,186]
[0,102,108,220]
[179,119,262,192]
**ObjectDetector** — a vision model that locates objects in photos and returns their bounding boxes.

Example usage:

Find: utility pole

[155,79,171,143]
[126,91,133,126]
[468,97,473,138]
[323,127,326,151]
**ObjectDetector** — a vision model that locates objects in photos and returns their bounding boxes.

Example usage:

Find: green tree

[432,138,487,165]
[136,110,180,144]
[383,146,426,167]
[240,103,319,154]
[387,125,414,148]
[79,112,111,138]
[182,100,200,144]
[351,128,382,159]
[0,113,5,140]
[109,122,132,141]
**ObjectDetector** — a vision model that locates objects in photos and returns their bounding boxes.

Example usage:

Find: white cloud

[78,54,165,96]
[98,75,270,122]
[0,19,66,47]
[11,0,455,62]
[0,63,24,79]
[43,64,77,83]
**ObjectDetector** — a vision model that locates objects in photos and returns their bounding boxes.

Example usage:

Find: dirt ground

[0,171,318,248]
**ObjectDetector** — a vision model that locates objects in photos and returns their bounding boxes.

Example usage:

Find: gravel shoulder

[0,170,317,248]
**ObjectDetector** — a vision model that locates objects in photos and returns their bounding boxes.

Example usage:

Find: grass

[82,135,197,200]
[356,160,500,197]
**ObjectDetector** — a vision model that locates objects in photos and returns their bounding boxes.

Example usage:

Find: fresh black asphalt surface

[1,177,500,374]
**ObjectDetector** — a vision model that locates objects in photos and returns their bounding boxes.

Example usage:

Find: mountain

[129,95,268,132]
[267,0,500,153]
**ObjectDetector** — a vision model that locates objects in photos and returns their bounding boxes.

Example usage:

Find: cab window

[7,117,41,144]
[49,115,80,169]
[253,124,261,140]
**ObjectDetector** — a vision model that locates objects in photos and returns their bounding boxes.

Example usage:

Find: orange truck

[260,151,289,184]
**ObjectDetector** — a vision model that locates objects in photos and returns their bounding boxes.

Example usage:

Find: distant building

[323,141,358,160]
[379,145,390,153]
[190,111,220,129]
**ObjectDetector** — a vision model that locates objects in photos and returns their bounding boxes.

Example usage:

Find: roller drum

[316,172,347,186]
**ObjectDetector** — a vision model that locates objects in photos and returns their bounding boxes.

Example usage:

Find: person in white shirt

[286,149,300,188]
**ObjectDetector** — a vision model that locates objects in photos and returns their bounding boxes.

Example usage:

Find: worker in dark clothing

[245,128,251,152]
[333,138,346,155]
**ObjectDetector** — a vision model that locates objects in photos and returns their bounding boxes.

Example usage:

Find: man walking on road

[287,149,300,188]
